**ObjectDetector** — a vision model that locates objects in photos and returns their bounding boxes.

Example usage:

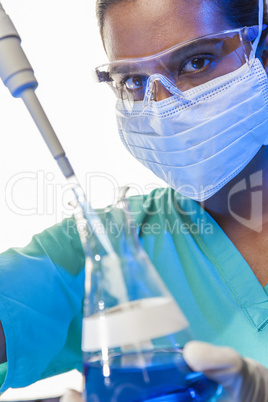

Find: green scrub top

[0,187,267,394]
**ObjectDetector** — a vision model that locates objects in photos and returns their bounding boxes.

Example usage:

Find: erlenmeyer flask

[76,188,219,402]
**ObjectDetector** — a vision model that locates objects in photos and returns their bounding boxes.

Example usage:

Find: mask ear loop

[252,0,264,53]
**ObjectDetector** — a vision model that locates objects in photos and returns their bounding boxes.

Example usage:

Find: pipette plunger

[0,2,114,254]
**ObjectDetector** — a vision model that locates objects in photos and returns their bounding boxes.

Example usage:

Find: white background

[0,0,165,399]
[0,0,165,254]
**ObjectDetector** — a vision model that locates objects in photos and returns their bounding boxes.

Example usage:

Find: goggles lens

[95,27,257,111]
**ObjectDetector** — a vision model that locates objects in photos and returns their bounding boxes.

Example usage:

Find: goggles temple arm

[252,0,264,53]
[94,69,113,83]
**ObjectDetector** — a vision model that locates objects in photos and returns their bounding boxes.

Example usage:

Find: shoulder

[0,216,84,277]
[128,187,199,228]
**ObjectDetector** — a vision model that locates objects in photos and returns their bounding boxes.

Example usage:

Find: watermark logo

[4,169,264,233]
[228,170,263,232]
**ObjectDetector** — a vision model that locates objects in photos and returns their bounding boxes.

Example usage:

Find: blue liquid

[84,350,219,401]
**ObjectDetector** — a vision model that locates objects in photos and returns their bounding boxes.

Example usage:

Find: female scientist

[1,0,268,400]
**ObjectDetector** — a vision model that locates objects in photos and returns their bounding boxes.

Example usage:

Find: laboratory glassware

[75,187,220,402]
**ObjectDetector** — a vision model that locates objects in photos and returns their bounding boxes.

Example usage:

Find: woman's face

[103,0,234,62]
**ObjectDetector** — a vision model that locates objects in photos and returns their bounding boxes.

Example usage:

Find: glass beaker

[75,188,219,402]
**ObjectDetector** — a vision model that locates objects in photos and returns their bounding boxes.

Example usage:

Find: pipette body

[0,3,74,179]
[0,2,114,255]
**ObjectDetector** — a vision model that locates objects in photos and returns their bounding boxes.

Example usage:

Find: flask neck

[105,198,141,257]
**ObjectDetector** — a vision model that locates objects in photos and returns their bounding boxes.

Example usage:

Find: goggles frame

[94,26,259,83]
[93,25,262,110]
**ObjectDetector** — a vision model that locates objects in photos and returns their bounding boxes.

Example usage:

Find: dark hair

[96,0,267,35]
[214,0,268,26]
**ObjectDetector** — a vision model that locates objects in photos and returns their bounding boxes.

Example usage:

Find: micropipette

[0,2,114,255]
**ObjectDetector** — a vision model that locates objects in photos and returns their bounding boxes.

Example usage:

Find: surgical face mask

[95,0,267,201]
[116,58,268,201]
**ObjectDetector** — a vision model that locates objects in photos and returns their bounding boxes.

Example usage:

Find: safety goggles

[94,26,259,112]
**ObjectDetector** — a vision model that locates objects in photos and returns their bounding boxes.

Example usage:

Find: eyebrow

[170,38,225,61]
[109,63,146,76]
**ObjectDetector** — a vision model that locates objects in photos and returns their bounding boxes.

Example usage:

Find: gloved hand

[60,342,268,402]
[60,389,83,402]
[183,341,268,402]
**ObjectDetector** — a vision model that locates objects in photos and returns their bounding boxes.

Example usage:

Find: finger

[183,340,243,374]
[60,389,84,402]
[183,341,247,401]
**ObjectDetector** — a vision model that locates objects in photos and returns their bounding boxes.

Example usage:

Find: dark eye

[181,56,211,73]
[124,75,147,90]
